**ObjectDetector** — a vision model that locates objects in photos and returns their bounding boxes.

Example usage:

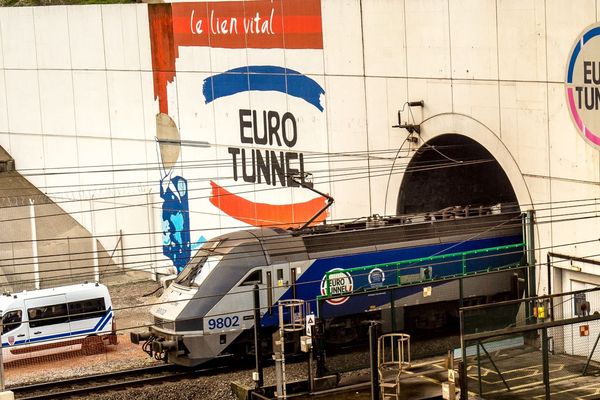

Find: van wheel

[82,336,105,356]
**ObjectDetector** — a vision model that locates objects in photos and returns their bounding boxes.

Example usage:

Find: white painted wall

[0,0,599,293]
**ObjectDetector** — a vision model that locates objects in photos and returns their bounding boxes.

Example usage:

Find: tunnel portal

[397,134,519,215]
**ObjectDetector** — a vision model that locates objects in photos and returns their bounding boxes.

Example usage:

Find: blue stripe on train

[260,235,523,326]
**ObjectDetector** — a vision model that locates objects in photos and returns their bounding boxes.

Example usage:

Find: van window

[68,298,106,321]
[240,269,262,286]
[28,304,68,328]
[2,310,22,334]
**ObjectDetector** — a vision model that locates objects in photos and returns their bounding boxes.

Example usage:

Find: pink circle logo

[566,23,600,147]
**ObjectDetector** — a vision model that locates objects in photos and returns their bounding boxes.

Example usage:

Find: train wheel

[82,335,105,356]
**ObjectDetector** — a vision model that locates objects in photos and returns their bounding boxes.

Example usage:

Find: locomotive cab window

[240,269,262,286]
[2,310,22,334]
[175,239,226,287]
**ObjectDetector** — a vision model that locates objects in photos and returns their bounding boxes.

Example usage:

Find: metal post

[459,309,468,400]
[390,289,396,331]
[29,200,40,290]
[369,321,380,400]
[526,210,536,298]
[541,328,550,400]
[275,303,286,400]
[478,341,510,391]
[119,229,125,271]
[253,285,264,389]
[146,192,158,281]
[308,344,314,393]
[315,298,326,378]
[93,238,100,283]
[0,311,4,391]
[459,278,464,309]
[547,253,554,322]
[67,237,73,281]
[582,331,600,376]
[476,342,482,396]
[307,304,315,393]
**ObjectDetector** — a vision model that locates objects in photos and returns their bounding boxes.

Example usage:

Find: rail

[10,362,231,399]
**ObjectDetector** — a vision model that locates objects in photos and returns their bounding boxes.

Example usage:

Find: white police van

[0,282,117,363]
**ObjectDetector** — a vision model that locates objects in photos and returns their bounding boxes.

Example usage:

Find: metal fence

[315,263,530,376]
[460,287,600,400]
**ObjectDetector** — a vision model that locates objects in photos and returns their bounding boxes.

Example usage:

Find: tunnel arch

[397,134,517,214]
[395,113,531,215]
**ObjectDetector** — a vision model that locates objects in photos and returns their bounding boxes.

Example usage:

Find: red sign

[171,0,323,49]
[580,325,589,337]
[148,0,323,114]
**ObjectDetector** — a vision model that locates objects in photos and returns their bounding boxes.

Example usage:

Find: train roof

[238,210,523,263]
[300,211,522,257]
[195,208,522,265]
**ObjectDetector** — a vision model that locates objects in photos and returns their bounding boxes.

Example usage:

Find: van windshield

[2,310,22,334]
[175,240,225,287]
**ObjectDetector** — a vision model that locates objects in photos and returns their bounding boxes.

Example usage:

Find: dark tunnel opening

[396,134,519,215]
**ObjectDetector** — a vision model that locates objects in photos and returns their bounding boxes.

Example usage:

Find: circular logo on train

[320,268,353,305]
[368,268,385,288]
[566,23,600,148]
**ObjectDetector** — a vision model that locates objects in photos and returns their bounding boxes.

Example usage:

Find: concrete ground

[465,346,600,399]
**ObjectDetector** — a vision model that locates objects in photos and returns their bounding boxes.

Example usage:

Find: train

[131,206,526,366]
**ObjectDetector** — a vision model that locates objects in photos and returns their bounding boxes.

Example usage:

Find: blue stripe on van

[2,307,113,347]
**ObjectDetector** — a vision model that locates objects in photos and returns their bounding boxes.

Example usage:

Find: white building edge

[0,0,599,357]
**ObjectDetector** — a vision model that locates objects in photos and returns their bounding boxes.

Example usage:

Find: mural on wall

[566,23,600,148]
[148,0,328,268]
[156,113,192,273]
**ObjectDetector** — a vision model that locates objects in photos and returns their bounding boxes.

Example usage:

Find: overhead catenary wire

[0,199,597,289]
[0,212,595,286]
[0,141,485,201]
[0,158,495,224]
[0,208,597,328]
[1,136,600,290]
[0,198,598,269]
[3,141,477,176]
[0,212,525,269]
[0,193,598,246]
[0,150,490,208]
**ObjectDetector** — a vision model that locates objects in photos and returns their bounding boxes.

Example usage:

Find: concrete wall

[0,0,599,293]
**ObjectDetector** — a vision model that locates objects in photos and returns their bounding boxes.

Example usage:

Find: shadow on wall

[0,146,120,292]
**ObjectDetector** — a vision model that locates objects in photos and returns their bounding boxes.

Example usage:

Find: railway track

[9,362,231,399]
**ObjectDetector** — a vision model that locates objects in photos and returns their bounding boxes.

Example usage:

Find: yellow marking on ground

[483,373,581,395]
[467,362,568,385]
[535,381,600,400]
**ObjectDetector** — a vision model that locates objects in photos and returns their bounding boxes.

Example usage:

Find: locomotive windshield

[175,239,225,287]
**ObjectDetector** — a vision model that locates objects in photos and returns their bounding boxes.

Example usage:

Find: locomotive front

[131,230,270,366]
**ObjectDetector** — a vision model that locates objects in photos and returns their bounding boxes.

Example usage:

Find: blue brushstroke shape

[203,65,325,112]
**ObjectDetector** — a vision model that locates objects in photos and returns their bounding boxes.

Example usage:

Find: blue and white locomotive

[131,208,525,366]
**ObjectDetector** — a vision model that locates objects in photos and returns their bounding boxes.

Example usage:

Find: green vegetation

[1,0,138,6]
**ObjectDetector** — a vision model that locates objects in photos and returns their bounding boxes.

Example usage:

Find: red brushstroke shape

[209,181,327,229]
[148,0,323,114]
[148,4,177,115]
